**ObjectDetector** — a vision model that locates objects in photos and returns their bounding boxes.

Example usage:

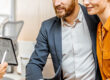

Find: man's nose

[83,0,90,6]
[54,0,62,6]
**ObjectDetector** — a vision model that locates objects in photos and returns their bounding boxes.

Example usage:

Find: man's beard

[54,1,75,18]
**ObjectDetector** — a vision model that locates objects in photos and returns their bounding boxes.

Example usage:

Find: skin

[83,0,110,25]
[52,0,80,25]
[0,62,8,79]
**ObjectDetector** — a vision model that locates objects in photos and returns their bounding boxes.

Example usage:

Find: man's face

[53,0,76,18]
[83,0,107,15]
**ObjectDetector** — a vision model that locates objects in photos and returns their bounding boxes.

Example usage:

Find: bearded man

[26,0,102,80]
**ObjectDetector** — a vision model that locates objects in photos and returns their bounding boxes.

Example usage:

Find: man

[26,0,101,80]
[0,62,8,79]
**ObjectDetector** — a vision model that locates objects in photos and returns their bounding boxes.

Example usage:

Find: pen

[1,50,7,64]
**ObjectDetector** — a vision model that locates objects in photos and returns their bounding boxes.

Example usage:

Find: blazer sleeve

[26,22,49,80]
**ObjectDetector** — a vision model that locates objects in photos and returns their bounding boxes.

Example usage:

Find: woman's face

[83,0,107,15]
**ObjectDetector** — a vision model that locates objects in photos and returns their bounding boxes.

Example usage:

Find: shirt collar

[61,6,83,27]
[103,16,110,31]
[98,16,110,32]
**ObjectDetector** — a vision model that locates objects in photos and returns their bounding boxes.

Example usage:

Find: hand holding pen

[0,50,8,79]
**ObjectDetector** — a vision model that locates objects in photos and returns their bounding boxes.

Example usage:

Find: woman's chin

[88,11,96,15]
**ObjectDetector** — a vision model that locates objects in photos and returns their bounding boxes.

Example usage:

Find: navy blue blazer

[26,5,102,80]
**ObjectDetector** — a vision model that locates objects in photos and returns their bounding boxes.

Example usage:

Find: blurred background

[0,0,82,80]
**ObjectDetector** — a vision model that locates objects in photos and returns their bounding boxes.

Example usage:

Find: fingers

[0,62,8,79]
[2,62,8,68]
[0,69,6,79]
[0,62,8,71]
[0,75,3,79]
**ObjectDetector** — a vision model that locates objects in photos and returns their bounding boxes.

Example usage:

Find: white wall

[16,0,55,41]
[0,0,11,16]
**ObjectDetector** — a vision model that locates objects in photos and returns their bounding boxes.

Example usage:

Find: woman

[83,0,110,80]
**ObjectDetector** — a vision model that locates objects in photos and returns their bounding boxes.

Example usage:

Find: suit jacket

[26,5,102,80]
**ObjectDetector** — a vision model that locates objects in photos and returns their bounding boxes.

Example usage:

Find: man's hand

[0,62,8,79]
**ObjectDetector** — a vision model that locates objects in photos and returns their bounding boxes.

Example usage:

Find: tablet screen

[0,37,18,65]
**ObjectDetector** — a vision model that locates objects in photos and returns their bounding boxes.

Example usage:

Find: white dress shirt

[62,7,95,80]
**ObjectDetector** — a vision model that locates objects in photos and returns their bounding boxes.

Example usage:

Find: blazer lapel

[54,18,62,64]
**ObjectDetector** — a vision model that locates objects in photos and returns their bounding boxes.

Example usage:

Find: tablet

[0,37,18,65]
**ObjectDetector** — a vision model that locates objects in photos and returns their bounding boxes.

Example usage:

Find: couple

[26,0,110,80]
